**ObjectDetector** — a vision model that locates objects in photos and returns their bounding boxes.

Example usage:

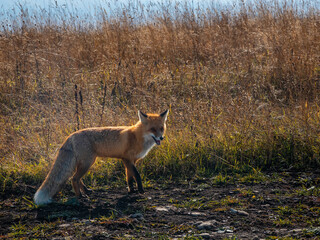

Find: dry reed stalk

[0,0,319,172]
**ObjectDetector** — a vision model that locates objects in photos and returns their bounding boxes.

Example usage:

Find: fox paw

[83,188,93,195]
[138,188,145,194]
[128,188,135,194]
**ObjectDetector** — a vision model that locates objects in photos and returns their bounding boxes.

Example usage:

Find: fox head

[138,109,169,145]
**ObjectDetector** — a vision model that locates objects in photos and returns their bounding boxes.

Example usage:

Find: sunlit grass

[0,0,319,191]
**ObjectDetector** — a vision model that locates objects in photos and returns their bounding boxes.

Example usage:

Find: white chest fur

[136,134,156,159]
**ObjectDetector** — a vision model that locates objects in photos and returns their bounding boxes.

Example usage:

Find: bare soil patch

[1,172,320,239]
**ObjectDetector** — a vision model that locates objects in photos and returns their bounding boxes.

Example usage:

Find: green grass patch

[275,204,320,227]
[8,221,61,238]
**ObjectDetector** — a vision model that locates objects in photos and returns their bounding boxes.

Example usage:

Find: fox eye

[150,127,156,133]
[160,127,164,132]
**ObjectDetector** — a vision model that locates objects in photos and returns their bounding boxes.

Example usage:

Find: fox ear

[138,110,148,124]
[160,109,169,121]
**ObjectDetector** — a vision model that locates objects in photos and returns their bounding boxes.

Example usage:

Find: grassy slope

[0,0,319,191]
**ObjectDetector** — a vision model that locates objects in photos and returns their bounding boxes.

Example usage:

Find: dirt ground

[1,172,320,239]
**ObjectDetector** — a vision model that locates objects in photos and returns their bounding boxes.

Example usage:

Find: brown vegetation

[0,0,319,180]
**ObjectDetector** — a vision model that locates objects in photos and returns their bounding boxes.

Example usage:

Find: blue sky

[0,0,229,13]
[0,0,318,26]
[0,0,234,14]
[0,0,233,26]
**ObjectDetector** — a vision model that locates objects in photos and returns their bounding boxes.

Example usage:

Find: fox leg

[72,168,90,197]
[123,160,144,194]
[80,179,92,195]
[72,156,95,197]
[127,174,135,194]
[124,161,135,193]
[132,165,144,194]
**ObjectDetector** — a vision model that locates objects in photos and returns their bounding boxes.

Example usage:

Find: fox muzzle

[152,135,165,145]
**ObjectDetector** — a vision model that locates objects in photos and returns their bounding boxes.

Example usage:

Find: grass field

[0,0,320,238]
[0,0,319,198]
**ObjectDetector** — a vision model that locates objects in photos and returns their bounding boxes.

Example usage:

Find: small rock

[237,210,249,216]
[82,219,95,225]
[188,211,207,216]
[155,205,177,212]
[288,228,303,233]
[215,227,234,233]
[155,206,169,212]
[230,208,249,216]
[196,220,217,230]
[59,223,71,228]
[230,208,238,214]
[171,234,187,240]
[264,230,272,235]
[130,213,144,219]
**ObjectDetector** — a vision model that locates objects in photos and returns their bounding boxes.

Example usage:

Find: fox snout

[152,135,165,145]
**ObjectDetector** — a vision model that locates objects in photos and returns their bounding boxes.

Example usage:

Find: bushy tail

[34,139,76,205]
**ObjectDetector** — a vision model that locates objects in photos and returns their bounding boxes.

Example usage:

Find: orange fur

[34,110,169,205]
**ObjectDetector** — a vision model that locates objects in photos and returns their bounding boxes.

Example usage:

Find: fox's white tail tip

[34,189,52,205]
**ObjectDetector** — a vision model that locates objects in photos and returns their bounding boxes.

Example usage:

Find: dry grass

[0,0,319,186]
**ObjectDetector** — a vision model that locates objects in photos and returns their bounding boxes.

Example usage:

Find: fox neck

[134,122,156,160]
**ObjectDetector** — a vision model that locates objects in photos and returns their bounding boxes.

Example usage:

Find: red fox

[34,110,169,205]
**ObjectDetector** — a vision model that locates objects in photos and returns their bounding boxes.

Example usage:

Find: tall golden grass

[0,0,319,185]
